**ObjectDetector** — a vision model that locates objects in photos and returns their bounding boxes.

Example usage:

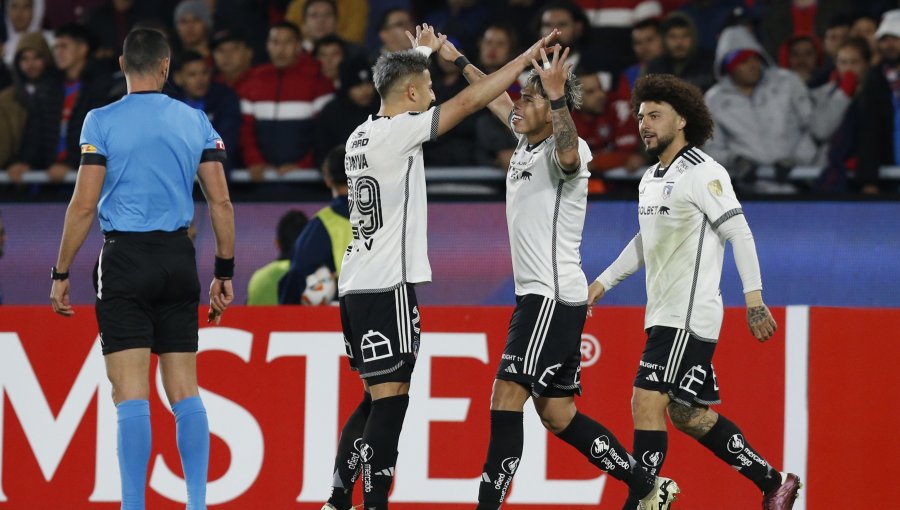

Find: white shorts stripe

[523,298,551,375]
[96,245,105,299]
[669,330,689,382]
[400,285,410,353]
[525,298,556,375]
[663,329,688,383]
[394,288,404,353]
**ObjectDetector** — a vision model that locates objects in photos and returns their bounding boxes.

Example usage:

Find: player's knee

[667,401,701,433]
[538,409,574,434]
[631,390,665,423]
[490,379,529,411]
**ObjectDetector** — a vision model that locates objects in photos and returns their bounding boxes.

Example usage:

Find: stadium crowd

[0,0,898,195]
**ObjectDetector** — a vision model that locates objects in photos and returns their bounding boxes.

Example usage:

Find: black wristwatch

[51,266,69,281]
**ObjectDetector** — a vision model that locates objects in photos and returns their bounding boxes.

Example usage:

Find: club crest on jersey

[662,181,675,199]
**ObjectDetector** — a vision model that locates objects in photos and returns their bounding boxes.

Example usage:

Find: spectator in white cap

[175,0,212,58]
[855,9,900,194]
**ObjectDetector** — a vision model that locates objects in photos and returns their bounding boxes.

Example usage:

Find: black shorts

[93,229,200,356]
[339,284,420,385]
[634,326,721,407]
[496,294,587,398]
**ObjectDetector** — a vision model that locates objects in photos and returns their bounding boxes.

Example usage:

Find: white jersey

[338,106,440,295]
[506,129,593,305]
[636,146,743,341]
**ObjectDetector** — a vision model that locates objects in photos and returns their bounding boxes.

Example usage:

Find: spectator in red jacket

[572,65,643,192]
[239,21,334,181]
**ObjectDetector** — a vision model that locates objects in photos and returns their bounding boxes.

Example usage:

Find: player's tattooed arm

[532,46,580,172]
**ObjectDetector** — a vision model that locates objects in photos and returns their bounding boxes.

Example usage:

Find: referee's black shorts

[92,229,200,355]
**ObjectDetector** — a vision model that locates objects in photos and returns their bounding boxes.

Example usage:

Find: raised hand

[436,33,463,62]
[520,29,560,64]
[405,23,445,52]
[531,46,572,100]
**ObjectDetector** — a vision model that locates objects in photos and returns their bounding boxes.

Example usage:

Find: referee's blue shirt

[79,91,227,233]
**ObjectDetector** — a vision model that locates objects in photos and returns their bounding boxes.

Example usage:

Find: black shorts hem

[361,361,413,385]
[151,341,199,355]
[668,392,721,408]
[101,340,152,356]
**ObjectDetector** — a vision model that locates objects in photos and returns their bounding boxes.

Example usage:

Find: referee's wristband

[214,256,234,279]
[549,96,567,110]
[454,55,471,72]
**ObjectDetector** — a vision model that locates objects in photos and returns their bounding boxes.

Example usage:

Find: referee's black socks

[556,412,655,500]
[697,414,781,493]
[360,394,409,510]
[476,410,524,510]
[328,392,372,510]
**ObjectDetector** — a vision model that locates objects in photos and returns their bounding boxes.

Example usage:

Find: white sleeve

[716,213,763,293]
[393,106,441,152]
[687,163,743,227]
[596,232,644,291]
[551,138,593,180]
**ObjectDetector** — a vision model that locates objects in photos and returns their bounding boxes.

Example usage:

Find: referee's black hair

[632,73,714,147]
[123,28,171,76]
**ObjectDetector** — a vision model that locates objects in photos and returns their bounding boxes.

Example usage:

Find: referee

[49,29,234,510]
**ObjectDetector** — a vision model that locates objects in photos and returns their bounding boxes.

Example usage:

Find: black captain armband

[549,96,567,111]
[201,148,227,163]
[214,256,234,279]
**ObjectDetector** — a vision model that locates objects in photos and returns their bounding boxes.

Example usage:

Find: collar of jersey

[653,144,694,178]
[525,136,551,152]
[130,90,163,95]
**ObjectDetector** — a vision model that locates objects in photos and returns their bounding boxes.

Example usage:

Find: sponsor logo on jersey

[659,206,670,215]
[638,205,673,216]
[81,144,98,153]
[504,364,518,374]
[662,181,674,199]
[708,179,723,196]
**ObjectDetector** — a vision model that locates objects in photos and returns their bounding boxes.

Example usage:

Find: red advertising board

[0,305,895,509]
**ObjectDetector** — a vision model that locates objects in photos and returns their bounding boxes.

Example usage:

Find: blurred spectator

[536,1,590,71]
[174,0,211,58]
[8,24,112,184]
[487,0,540,49]
[809,13,852,87]
[427,39,477,166]
[171,51,241,173]
[286,0,368,44]
[760,0,851,60]
[857,10,900,194]
[4,0,54,65]
[575,0,661,72]
[376,7,414,55]
[646,12,715,91]
[809,37,869,164]
[313,34,347,85]
[613,17,663,118]
[42,0,106,29]
[425,0,490,54]
[313,54,377,166]
[850,13,878,63]
[0,211,5,303]
[85,0,149,62]
[279,146,350,305]
[473,23,520,169]
[247,209,310,305]
[572,66,642,189]
[239,22,334,181]
[0,33,52,168]
[677,0,747,54]
[778,34,822,85]
[815,37,871,192]
[705,25,815,193]
[211,29,254,92]
[294,0,339,53]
